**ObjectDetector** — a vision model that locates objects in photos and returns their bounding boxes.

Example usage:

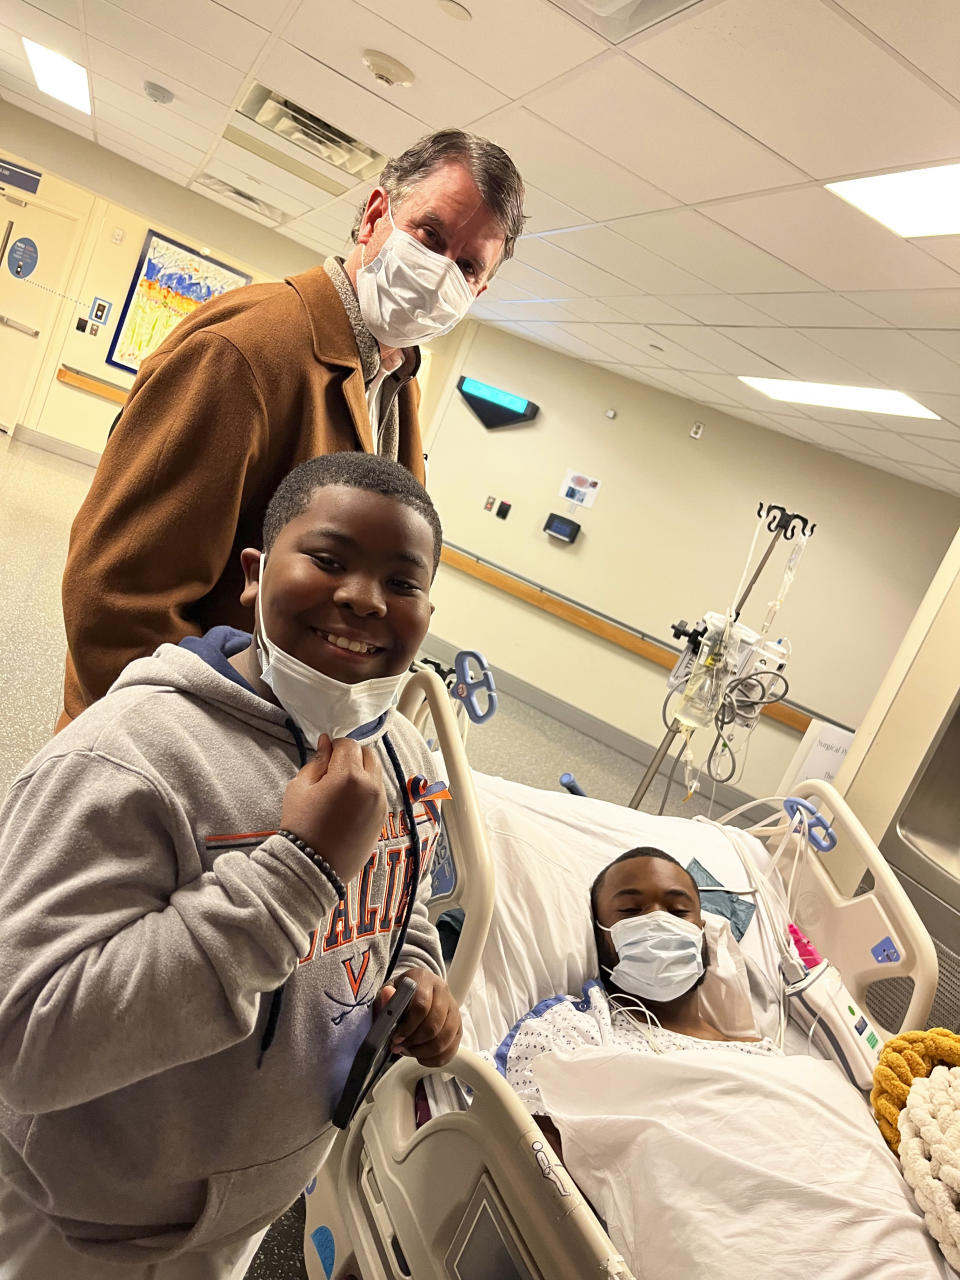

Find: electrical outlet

[690,422,704,440]
[111,227,125,244]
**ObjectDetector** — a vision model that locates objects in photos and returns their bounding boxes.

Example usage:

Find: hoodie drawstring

[258,719,309,1067]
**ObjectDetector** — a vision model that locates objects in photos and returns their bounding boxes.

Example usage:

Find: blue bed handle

[560,773,587,796]
[452,650,498,725]
[783,796,837,853]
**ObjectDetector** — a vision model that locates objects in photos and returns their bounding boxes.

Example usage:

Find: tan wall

[3,103,320,456]
[424,323,960,799]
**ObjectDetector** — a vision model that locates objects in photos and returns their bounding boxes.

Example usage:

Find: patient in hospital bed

[494,846,948,1279]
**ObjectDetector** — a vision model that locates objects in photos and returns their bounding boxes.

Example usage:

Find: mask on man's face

[357,202,475,348]
[600,910,705,1003]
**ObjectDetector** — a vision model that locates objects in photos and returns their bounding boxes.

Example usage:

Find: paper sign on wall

[560,468,601,508]
[778,719,856,793]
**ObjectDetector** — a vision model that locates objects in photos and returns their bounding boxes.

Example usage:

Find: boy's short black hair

[262,452,443,573]
[589,847,700,921]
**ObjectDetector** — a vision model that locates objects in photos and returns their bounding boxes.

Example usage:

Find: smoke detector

[438,0,472,17]
[361,50,415,88]
[545,0,706,41]
[144,80,175,105]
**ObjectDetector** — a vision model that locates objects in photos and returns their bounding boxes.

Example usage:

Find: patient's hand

[375,968,462,1068]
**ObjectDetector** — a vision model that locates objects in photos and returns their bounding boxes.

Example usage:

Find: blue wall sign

[0,158,41,194]
[8,237,38,279]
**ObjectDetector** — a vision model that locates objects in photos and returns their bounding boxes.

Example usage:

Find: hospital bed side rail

[761,780,938,1037]
[338,1050,635,1280]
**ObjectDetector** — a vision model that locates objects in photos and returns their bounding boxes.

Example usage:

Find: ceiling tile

[714,326,873,383]
[604,296,700,324]
[687,373,810,414]
[908,466,960,496]
[202,158,311,218]
[519,322,608,362]
[517,236,637,297]
[84,0,245,104]
[86,39,230,131]
[595,324,721,373]
[482,277,535,303]
[917,393,960,427]
[543,225,716,295]
[207,138,341,208]
[703,187,960,291]
[472,107,676,222]
[90,75,222,150]
[27,0,81,22]
[484,300,584,324]
[656,295,775,326]
[0,47,30,83]
[742,292,889,328]
[915,437,960,468]
[527,50,803,204]
[1,0,82,59]
[648,325,785,376]
[869,413,960,443]
[615,208,817,293]
[290,192,369,237]
[835,0,960,100]
[785,419,875,451]
[257,43,424,156]
[803,328,960,394]
[209,0,273,27]
[106,0,267,70]
[522,185,588,235]
[496,258,585,300]
[96,121,196,176]
[910,330,960,365]
[0,84,93,136]
[561,297,638,323]
[915,236,960,274]
[279,225,338,257]
[283,0,506,128]
[356,0,605,98]
[835,453,932,486]
[844,289,960,329]
[188,178,279,226]
[626,368,724,401]
[556,323,660,365]
[628,0,960,176]
[830,426,948,465]
[95,103,206,167]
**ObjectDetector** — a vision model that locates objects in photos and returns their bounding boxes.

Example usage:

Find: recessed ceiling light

[826,163,960,238]
[738,377,940,419]
[438,0,472,16]
[22,37,90,114]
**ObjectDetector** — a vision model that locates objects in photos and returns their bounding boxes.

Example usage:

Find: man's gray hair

[351,128,525,269]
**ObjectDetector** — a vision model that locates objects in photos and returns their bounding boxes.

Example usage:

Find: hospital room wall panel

[424,323,960,800]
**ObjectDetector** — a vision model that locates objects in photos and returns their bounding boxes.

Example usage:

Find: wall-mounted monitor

[543,512,581,544]
[457,376,539,429]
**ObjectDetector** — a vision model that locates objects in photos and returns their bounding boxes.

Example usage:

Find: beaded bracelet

[276,829,346,900]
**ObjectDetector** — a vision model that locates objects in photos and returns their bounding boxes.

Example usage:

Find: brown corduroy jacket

[60,265,423,722]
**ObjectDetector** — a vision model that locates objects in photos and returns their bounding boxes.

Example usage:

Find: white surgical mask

[357,204,475,348]
[254,555,404,746]
[602,910,705,1003]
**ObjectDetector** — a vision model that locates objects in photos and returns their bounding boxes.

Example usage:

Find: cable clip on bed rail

[452,650,498,725]
[783,796,837,853]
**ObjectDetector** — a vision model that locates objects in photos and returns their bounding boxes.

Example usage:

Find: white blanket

[534,1047,948,1279]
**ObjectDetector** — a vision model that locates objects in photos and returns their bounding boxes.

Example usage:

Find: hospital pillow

[460,771,788,1051]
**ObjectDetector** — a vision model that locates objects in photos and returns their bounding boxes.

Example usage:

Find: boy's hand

[375,968,461,1068]
[281,735,387,886]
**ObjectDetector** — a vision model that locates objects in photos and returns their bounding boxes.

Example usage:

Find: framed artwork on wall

[106,230,251,375]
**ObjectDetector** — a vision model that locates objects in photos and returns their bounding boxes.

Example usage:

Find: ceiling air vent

[237,85,386,181]
[546,0,707,42]
[195,174,287,223]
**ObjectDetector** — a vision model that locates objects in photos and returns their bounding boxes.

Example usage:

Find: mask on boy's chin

[254,556,404,746]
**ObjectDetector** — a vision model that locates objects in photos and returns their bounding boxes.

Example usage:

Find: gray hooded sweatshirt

[0,628,445,1263]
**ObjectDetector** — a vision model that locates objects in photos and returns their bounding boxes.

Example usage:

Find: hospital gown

[495,979,780,1114]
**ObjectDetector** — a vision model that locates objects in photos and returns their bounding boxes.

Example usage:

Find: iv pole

[627,503,815,811]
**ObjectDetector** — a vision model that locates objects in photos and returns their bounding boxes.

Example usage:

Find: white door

[0,193,83,432]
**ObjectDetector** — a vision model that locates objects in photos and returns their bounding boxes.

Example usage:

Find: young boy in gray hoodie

[0,452,459,1279]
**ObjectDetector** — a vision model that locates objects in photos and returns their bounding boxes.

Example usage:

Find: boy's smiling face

[240,484,435,685]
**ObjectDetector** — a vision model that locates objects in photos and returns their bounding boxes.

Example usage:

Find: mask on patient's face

[357,203,475,348]
[601,910,705,1003]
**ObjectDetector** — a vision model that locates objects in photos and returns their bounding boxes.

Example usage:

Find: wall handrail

[439,542,830,736]
[56,365,128,405]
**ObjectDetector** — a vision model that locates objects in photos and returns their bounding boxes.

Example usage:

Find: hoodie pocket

[172,1125,337,1256]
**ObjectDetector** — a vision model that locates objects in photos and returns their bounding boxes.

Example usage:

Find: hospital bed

[303,667,940,1280]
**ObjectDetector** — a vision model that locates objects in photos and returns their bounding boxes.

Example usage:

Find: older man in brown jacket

[60,128,524,723]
